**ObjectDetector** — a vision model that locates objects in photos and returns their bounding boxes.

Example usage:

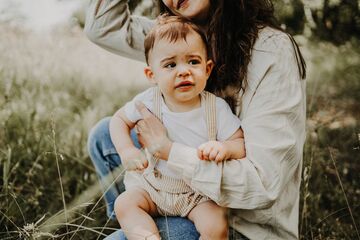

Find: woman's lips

[176,0,188,10]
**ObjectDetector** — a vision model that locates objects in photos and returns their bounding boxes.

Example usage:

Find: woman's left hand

[135,101,173,160]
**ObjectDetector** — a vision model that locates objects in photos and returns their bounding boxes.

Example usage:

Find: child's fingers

[201,145,212,161]
[142,159,149,168]
[134,157,146,170]
[209,148,219,161]
[197,148,204,160]
[126,161,137,171]
[215,151,226,163]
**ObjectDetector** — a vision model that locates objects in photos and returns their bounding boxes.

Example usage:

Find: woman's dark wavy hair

[158,0,306,111]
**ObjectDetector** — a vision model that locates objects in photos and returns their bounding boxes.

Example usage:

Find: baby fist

[197,141,228,163]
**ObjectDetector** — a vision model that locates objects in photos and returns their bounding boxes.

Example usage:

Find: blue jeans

[87,117,247,240]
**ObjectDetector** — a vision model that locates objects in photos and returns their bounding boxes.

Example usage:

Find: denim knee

[88,117,113,160]
[87,117,122,218]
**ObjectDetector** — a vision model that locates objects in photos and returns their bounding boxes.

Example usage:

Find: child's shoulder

[215,97,230,110]
[132,86,157,102]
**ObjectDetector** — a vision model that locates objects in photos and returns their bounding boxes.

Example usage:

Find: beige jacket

[85,1,306,239]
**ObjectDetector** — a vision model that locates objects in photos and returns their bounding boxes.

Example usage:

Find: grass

[0,24,359,239]
[299,37,360,239]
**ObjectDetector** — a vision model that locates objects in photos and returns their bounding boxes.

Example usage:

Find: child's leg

[114,188,160,240]
[188,201,228,240]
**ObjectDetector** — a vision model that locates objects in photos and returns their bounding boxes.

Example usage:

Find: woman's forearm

[84,0,154,61]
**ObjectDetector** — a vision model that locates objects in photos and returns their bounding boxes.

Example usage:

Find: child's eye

[189,59,200,65]
[164,62,176,68]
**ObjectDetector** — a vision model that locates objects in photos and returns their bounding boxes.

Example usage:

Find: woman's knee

[155,217,199,239]
[87,117,112,153]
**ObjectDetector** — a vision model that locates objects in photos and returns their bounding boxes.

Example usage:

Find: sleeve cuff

[167,142,199,184]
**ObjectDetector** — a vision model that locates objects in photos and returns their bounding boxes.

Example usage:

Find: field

[0,23,359,239]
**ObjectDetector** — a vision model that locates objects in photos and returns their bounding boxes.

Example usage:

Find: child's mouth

[175,81,194,90]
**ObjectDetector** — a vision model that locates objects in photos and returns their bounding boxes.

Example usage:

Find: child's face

[145,30,213,111]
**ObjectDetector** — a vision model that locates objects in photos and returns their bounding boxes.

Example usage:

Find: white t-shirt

[124,87,241,178]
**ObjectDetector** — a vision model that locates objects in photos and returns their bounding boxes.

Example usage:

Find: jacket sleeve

[84,0,154,62]
[167,32,306,210]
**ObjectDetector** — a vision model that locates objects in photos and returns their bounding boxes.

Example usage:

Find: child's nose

[177,65,191,77]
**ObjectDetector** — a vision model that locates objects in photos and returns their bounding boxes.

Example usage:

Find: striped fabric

[141,88,217,216]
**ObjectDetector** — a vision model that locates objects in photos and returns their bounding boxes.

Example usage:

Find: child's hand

[121,148,148,171]
[197,141,229,163]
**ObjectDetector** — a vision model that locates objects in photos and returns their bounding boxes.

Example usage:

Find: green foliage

[311,0,360,43]
[274,0,306,34]
[300,39,360,239]
[274,0,360,43]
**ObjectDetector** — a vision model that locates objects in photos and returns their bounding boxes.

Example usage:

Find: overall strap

[153,87,162,120]
[149,87,163,176]
[201,91,217,141]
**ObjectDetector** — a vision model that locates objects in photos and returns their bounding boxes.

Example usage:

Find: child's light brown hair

[144,14,209,65]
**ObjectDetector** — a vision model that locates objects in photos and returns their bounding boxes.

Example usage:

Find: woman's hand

[135,101,173,160]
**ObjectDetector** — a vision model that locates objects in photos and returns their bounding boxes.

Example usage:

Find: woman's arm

[166,32,306,209]
[84,0,155,62]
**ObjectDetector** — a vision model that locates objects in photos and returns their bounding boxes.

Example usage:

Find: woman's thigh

[104,218,249,240]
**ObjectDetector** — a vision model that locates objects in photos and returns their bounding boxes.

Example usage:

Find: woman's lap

[88,117,247,240]
[104,217,200,240]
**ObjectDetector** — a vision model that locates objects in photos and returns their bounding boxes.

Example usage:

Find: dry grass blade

[0,210,21,232]
[67,166,126,239]
[51,117,69,234]
[44,223,112,238]
[9,192,26,225]
[95,213,113,240]
[2,147,11,197]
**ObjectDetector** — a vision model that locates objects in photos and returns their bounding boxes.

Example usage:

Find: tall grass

[300,38,360,239]
[0,24,146,239]
[0,25,359,239]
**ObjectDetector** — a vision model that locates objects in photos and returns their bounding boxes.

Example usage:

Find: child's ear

[206,60,214,77]
[144,67,156,84]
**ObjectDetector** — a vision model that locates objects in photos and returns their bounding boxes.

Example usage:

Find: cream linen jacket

[85,1,306,239]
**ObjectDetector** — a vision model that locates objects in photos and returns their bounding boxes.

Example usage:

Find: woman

[85,0,306,239]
